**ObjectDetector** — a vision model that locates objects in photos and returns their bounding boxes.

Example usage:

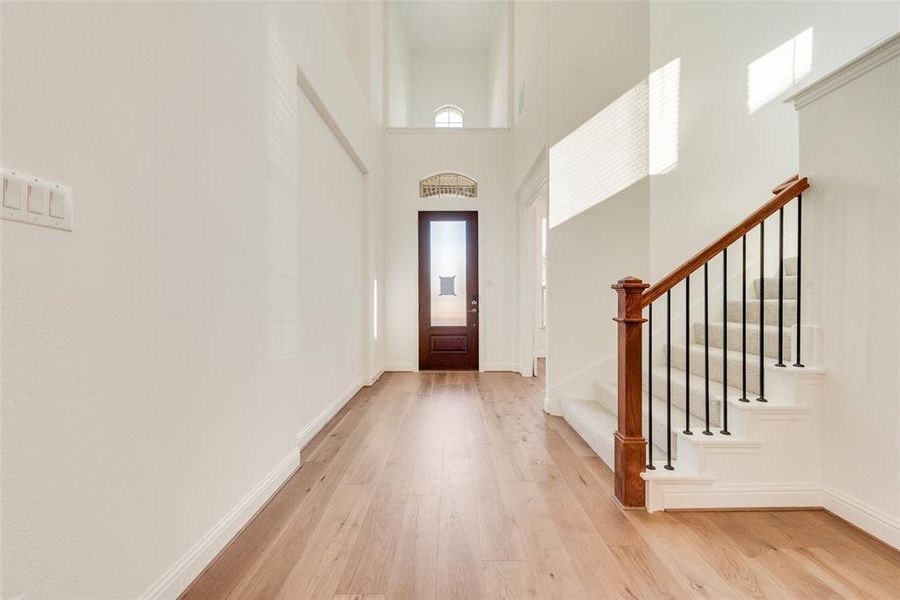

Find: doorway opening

[418,211,479,370]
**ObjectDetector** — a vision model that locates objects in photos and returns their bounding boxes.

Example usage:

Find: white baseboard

[366,367,385,386]
[139,450,301,600]
[544,396,561,416]
[823,486,900,549]
[483,363,516,372]
[384,362,417,372]
[296,378,365,449]
[142,378,366,599]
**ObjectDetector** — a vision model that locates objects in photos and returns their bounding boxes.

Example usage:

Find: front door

[418,211,479,370]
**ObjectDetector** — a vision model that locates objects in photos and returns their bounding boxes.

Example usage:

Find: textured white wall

[0,2,383,597]
[797,42,900,546]
[383,132,515,371]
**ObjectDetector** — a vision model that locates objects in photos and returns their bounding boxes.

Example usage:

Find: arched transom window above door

[419,173,478,198]
[434,105,464,128]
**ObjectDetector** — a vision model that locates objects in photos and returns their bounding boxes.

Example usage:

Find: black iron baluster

[684,276,692,435]
[666,291,674,470]
[721,249,730,435]
[741,234,749,402]
[703,263,712,435]
[757,220,767,402]
[793,193,805,368]
[776,206,786,367]
[647,304,655,470]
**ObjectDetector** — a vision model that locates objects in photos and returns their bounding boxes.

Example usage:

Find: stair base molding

[644,480,823,513]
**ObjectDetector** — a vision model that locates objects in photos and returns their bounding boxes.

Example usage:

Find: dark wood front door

[418,211,479,370]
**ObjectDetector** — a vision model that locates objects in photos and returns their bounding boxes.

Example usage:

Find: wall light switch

[28,185,49,214]
[1,169,73,231]
[49,189,67,219]
[3,178,25,210]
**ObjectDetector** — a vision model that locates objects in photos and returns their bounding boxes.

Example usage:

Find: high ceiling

[394,1,507,51]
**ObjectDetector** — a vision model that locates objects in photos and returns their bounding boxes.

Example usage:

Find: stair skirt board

[645,481,824,513]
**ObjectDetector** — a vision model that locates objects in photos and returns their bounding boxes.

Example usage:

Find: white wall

[409,49,490,128]
[383,131,515,371]
[511,0,549,186]
[388,2,412,127]
[541,0,651,408]
[648,1,900,281]
[0,2,384,598]
[795,37,900,546]
[487,6,510,128]
[547,184,650,407]
[324,0,372,102]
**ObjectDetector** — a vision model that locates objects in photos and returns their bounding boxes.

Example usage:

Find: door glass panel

[430,220,467,326]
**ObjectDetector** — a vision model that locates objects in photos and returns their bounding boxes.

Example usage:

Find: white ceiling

[394,1,507,51]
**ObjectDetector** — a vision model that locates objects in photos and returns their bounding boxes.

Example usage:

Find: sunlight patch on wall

[549,58,682,228]
[748,28,813,114]
[649,58,681,175]
[549,81,649,228]
[266,19,299,359]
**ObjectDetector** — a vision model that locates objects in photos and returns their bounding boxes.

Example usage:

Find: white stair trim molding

[788,31,900,109]
[139,449,302,600]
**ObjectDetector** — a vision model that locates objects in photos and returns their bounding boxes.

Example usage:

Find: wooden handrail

[772,174,799,194]
[641,176,809,307]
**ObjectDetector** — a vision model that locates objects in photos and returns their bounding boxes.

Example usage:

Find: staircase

[564,176,826,511]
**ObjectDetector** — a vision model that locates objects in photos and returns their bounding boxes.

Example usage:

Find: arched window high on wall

[419,173,477,198]
[434,105,464,128]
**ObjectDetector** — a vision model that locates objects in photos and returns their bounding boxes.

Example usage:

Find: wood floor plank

[501,480,586,599]
[625,510,746,599]
[673,512,797,599]
[385,494,441,600]
[469,449,526,561]
[183,366,900,600]
[273,483,376,600]
[436,489,485,599]
[482,561,540,600]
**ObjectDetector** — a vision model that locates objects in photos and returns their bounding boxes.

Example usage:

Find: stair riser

[784,256,797,277]
[645,405,679,461]
[669,345,762,396]
[726,300,797,327]
[644,371,722,427]
[754,276,797,300]
[696,323,791,361]
[592,387,676,460]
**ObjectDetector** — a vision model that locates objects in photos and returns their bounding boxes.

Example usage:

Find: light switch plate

[1,168,73,231]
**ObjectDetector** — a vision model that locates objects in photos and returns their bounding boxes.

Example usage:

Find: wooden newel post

[611,276,649,508]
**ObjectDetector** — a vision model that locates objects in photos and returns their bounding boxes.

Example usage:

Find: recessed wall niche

[387,1,510,129]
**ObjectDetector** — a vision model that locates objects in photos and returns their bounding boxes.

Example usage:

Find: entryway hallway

[182,366,900,599]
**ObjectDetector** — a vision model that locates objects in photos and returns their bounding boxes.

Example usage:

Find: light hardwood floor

[182,367,900,599]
